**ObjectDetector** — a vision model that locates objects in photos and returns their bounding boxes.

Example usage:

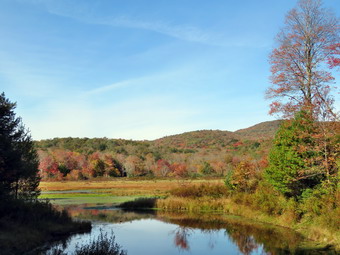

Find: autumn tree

[267,0,339,119]
[0,92,40,200]
[226,161,260,193]
[265,111,324,197]
[266,0,339,197]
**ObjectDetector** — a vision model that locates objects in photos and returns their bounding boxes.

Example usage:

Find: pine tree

[265,111,326,197]
[0,92,40,200]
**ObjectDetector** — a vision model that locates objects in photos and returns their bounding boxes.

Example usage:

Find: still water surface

[45,207,313,255]
[59,219,264,255]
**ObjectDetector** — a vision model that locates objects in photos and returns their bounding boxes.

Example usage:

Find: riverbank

[0,199,91,255]
[40,179,339,251]
[119,182,340,251]
[154,196,339,250]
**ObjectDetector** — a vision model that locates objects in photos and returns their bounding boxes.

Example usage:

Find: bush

[300,183,338,217]
[0,198,91,254]
[252,182,286,215]
[225,161,261,193]
[74,231,126,255]
[118,198,157,210]
[47,231,126,255]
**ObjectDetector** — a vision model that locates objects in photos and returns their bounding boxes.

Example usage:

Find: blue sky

[1,0,339,140]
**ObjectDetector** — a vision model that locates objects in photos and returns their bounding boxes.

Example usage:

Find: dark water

[45,206,333,255]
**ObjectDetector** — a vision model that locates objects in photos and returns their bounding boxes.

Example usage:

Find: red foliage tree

[267,0,339,120]
[38,152,59,179]
[156,159,171,177]
[170,163,188,177]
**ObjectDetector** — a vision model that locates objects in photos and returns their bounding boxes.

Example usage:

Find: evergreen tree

[0,92,40,200]
[265,111,325,197]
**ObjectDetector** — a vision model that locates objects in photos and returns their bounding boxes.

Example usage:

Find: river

[42,205,325,255]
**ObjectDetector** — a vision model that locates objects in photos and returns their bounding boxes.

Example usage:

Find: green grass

[40,193,143,205]
[39,179,222,206]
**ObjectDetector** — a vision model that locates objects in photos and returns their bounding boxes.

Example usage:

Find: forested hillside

[35,120,280,180]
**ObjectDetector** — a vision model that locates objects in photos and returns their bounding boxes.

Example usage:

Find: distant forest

[35,120,281,180]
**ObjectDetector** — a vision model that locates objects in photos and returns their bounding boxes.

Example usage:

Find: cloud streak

[97,16,225,46]
[21,0,257,47]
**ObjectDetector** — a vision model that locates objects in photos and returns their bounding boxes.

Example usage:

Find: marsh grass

[47,231,126,255]
[170,182,229,198]
[40,179,339,250]
[39,179,223,194]
[116,182,339,250]
[40,194,142,206]
[39,179,223,205]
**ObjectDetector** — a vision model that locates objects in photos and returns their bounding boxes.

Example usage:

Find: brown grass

[39,179,224,197]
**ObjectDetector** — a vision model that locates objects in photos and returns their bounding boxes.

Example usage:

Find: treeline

[35,135,272,180]
[0,92,91,255]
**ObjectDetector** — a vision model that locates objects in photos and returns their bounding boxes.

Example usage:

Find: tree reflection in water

[162,212,305,254]
[173,227,192,251]
[225,229,259,255]
[59,207,331,254]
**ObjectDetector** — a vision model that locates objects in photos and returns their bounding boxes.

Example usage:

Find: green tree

[199,161,214,175]
[0,92,40,200]
[265,111,325,197]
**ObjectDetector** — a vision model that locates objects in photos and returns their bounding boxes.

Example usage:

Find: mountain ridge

[153,120,281,148]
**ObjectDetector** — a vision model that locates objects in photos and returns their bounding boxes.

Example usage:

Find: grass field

[39,179,224,205]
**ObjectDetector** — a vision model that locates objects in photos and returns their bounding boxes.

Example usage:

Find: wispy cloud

[85,79,132,95]
[20,0,242,47]
[16,0,271,48]
[97,16,224,46]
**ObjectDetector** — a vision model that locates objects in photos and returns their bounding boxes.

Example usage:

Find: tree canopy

[267,0,339,120]
[0,92,40,200]
[265,0,339,198]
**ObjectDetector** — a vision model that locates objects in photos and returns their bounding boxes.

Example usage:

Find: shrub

[300,183,338,217]
[47,231,126,255]
[252,182,286,215]
[225,161,261,193]
[118,197,157,210]
[74,231,126,255]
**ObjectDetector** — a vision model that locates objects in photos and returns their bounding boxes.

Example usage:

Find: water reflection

[46,206,333,255]
[173,227,192,251]
[160,213,304,254]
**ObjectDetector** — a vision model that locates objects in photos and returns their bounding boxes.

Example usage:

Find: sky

[0,0,339,140]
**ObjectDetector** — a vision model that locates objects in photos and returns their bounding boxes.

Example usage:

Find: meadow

[39,179,223,205]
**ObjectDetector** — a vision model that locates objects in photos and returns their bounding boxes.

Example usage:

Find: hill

[35,120,281,151]
[34,120,282,180]
[234,120,282,140]
[153,120,281,148]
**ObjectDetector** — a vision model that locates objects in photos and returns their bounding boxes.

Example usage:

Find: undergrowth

[0,199,91,255]
[47,231,126,255]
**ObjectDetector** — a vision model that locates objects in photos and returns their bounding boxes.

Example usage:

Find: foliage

[198,161,214,175]
[73,231,126,255]
[252,181,286,215]
[118,197,157,210]
[35,120,280,181]
[170,183,229,199]
[227,161,261,193]
[0,92,40,200]
[47,231,126,255]
[0,199,91,255]
[265,111,339,197]
[267,0,339,119]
